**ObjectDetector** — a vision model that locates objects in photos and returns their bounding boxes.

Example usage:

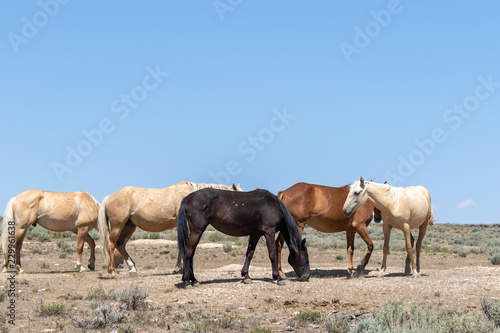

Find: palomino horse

[343,177,434,277]
[1,190,99,273]
[99,181,242,277]
[177,188,310,287]
[276,182,381,277]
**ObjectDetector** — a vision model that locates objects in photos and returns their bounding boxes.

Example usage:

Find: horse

[276,182,381,277]
[1,190,100,273]
[343,177,434,277]
[177,188,310,287]
[98,181,242,277]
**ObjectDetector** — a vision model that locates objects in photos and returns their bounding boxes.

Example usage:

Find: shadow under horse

[177,188,310,287]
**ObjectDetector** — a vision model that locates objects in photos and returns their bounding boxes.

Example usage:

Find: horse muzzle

[342,209,352,217]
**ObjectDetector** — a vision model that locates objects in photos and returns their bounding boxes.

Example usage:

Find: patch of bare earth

[2,239,499,332]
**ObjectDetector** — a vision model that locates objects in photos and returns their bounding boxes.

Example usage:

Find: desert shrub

[88,229,100,240]
[481,297,500,327]
[369,301,438,332]
[56,240,71,252]
[86,288,112,301]
[250,328,271,333]
[293,310,320,324]
[490,252,500,265]
[440,311,497,332]
[37,261,50,269]
[223,242,233,253]
[76,305,126,330]
[38,302,66,316]
[37,234,52,243]
[322,313,350,333]
[112,286,148,311]
[451,245,467,257]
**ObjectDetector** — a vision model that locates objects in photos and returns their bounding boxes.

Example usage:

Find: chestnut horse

[177,188,310,287]
[99,181,242,277]
[1,190,99,273]
[276,182,381,277]
[343,177,434,277]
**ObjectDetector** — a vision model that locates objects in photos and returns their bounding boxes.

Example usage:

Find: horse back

[185,188,282,237]
[13,190,98,230]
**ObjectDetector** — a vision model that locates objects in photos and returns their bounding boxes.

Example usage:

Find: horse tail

[177,197,189,264]
[1,197,16,263]
[277,198,301,250]
[427,208,436,226]
[98,196,111,267]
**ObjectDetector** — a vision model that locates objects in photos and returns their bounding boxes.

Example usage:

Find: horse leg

[14,226,29,273]
[264,233,285,285]
[182,229,204,288]
[115,223,137,275]
[402,223,418,277]
[241,235,260,284]
[275,232,285,277]
[354,223,374,277]
[379,222,392,277]
[75,229,87,272]
[404,232,415,275]
[346,231,356,276]
[84,232,96,271]
[415,223,428,275]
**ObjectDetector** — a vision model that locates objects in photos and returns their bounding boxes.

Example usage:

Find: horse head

[343,176,370,217]
[288,238,310,281]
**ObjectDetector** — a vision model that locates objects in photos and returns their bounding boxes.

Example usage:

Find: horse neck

[189,182,234,192]
[366,183,392,211]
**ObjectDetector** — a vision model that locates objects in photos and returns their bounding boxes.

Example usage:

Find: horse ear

[384,181,387,184]
[232,183,237,190]
[360,176,365,188]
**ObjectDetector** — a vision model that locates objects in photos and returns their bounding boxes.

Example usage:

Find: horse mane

[278,198,302,249]
[85,192,100,208]
[187,181,240,192]
[370,182,404,201]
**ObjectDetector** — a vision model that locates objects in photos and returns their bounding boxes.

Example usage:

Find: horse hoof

[88,263,95,271]
[243,278,252,284]
[79,266,86,273]
[277,280,286,286]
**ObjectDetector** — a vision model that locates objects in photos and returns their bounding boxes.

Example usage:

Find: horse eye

[354,191,359,196]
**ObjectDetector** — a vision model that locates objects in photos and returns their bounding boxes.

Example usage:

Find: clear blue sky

[1,1,499,224]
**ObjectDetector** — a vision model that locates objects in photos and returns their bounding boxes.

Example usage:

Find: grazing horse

[276,182,381,277]
[99,181,242,277]
[177,188,310,287]
[1,190,99,273]
[343,177,434,277]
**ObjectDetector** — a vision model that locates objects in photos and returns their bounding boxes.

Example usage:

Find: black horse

[177,188,310,287]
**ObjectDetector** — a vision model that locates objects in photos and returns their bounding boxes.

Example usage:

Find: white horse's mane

[350,180,404,201]
[187,181,241,191]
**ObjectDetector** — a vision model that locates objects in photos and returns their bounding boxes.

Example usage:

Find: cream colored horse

[99,181,243,277]
[343,177,434,277]
[1,190,100,273]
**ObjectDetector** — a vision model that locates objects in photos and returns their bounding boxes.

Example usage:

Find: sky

[0,1,499,224]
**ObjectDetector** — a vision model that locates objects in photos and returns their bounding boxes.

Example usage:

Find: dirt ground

[2,238,499,332]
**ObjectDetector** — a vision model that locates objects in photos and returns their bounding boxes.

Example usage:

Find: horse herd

[0,178,434,287]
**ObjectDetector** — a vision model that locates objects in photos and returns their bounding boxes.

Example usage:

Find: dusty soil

[2,238,499,332]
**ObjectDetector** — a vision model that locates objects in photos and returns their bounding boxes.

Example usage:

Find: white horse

[1,190,100,273]
[342,177,434,277]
